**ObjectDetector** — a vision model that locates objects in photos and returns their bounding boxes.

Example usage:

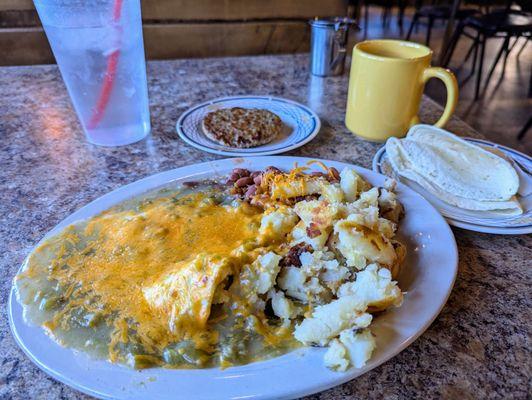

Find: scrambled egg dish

[15,164,406,371]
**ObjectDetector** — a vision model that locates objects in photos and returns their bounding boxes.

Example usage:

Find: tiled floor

[351,6,532,154]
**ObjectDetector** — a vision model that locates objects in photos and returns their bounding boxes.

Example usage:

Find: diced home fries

[242,164,405,370]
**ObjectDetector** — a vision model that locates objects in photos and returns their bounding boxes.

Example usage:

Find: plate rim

[175,95,321,156]
[372,139,532,235]
[9,156,458,400]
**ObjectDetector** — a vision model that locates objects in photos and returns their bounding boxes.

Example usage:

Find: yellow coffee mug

[345,39,458,141]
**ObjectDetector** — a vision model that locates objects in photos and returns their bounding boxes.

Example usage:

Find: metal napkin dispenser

[309,17,358,77]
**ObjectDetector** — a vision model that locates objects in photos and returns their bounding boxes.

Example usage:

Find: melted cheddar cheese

[18,191,265,362]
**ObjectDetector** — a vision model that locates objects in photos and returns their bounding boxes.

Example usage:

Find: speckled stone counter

[0,54,530,400]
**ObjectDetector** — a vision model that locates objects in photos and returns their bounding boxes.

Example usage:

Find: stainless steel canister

[309,17,357,77]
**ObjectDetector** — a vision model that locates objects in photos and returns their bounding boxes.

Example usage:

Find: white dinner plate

[9,156,458,400]
[176,96,321,156]
[373,139,532,235]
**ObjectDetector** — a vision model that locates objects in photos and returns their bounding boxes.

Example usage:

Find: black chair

[517,70,531,141]
[378,0,408,28]
[443,9,532,99]
[355,0,407,36]
[405,1,481,47]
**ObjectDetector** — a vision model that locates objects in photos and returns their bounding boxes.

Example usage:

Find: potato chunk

[337,264,403,311]
[259,206,298,242]
[339,168,371,202]
[333,214,397,269]
[294,295,372,345]
[247,252,282,295]
[324,329,376,371]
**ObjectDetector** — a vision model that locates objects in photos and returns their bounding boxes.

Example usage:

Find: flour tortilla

[402,126,519,201]
[386,135,522,214]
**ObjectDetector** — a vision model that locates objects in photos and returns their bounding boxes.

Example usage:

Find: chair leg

[462,37,477,66]
[508,36,521,53]
[472,34,480,64]
[398,0,406,30]
[483,36,510,92]
[517,116,532,140]
[426,16,434,46]
[529,68,532,98]
[460,33,479,87]
[386,1,393,27]
[475,34,486,100]
[442,22,465,67]
[521,66,532,99]
[501,36,512,78]
[386,3,392,27]
[517,36,530,58]
[469,33,480,77]
[382,6,388,27]
[363,2,369,39]
[406,14,418,40]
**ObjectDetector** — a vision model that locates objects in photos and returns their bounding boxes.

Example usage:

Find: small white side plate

[373,138,532,235]
[10,156,458,400]
[176,96,321,156]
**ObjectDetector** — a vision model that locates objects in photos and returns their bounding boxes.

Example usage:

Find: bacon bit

[306,223,321,238]
[328,167,340,182]
[280,243,314,267]
[291,194,319,204]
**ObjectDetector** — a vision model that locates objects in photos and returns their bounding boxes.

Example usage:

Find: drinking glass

[34,0,151,146]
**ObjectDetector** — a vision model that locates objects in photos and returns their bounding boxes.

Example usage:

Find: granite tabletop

[0,54,530,400]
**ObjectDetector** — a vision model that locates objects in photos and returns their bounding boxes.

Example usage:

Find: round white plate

[175,96,321,156]
[373,139,532,235]
[9,156,458,400]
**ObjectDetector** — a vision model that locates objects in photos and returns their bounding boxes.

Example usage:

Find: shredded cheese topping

[20,193,263,361]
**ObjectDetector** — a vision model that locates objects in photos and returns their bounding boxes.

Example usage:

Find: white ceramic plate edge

[9,156,458,400]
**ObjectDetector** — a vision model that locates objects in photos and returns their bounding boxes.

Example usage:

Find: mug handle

[421,67,459,128]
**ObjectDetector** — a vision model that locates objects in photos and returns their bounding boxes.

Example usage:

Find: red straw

[87,0,124,130]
